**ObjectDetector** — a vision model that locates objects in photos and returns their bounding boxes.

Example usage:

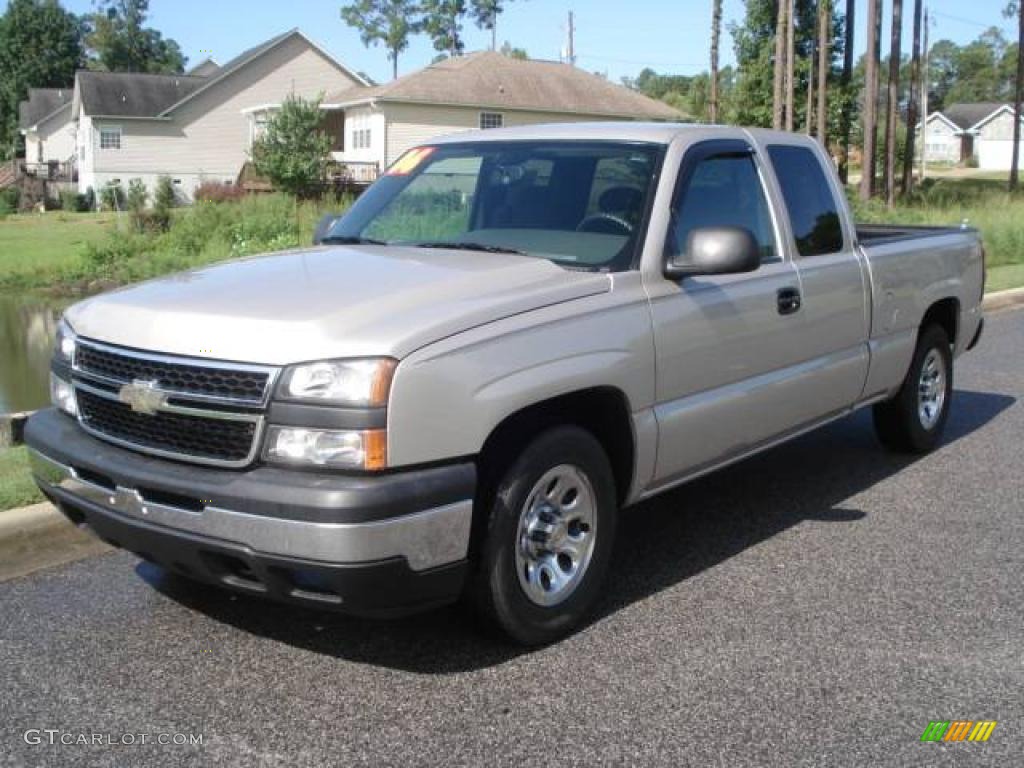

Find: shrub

[194,181,246,203]
[251,95,331,198]
[60,188,90,212]
[126,178,148,212]
[154,176,177,212]
[100,181,125,211]
[0,187,20,215]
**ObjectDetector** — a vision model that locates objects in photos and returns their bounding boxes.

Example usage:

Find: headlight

[55,319,76,365]
[278,358,396,407]
[264,426,387,470]
[50,372,78,417]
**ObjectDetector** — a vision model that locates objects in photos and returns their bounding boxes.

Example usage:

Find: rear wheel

[474,426,617,646]
[873,324,953,453]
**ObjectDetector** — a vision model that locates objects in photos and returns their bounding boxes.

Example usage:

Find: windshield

[326,141,663,272]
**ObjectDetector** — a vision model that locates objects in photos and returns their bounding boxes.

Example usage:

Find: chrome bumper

[29,448,473,572]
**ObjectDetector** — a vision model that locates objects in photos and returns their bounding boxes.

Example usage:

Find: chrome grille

[77,389,258,464]
[70,339,277,468]
[75,340,272,406]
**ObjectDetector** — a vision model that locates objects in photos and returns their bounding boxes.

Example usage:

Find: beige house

[18,88,75,172]
[919,102,1024,170]
[72,29,367,200]
[321,52,684,173]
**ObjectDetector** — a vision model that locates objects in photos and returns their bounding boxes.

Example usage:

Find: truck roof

[427,121,812,147]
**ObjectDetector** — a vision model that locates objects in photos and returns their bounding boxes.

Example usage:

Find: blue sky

[5,0,1019,84]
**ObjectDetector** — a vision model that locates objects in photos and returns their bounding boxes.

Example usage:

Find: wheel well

[921,298,959,345]
[475,388,635,508]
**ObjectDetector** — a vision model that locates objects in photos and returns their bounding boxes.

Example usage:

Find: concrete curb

[0,502,111,582]
[983,286,1024,312]
[0,411,33,448]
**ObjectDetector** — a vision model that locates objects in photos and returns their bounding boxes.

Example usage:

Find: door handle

[777,287,802,315]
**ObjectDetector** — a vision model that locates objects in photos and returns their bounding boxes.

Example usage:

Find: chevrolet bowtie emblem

[118,379,167,416]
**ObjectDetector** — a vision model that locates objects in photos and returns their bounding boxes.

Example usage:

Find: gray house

[920,102,1024,170]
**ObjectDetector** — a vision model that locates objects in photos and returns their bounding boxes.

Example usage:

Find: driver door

[646,140,806,486]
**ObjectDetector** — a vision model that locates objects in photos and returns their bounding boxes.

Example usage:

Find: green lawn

[0,212,117,288]
[0,446,43,512]
[987,263,1024,293]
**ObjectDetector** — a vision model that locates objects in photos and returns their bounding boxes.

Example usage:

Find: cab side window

[670,154,777,264]
[766,145,844,257]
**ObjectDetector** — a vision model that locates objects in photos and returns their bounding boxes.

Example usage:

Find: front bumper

[25,408,475,616]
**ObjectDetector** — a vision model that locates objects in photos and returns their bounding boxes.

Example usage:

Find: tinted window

[331,142,661,271]
[670,154,777,263]
[767,145,844,256]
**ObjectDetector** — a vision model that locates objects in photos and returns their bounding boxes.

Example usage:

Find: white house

[18,88,76,171]
[14,31,683,203]
[71,29,368,200]
[919,102,1024,170]
[320,52,684,172]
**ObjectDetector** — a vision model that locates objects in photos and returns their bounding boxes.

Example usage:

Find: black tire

[474,426,618,646]
[873,324,953,453]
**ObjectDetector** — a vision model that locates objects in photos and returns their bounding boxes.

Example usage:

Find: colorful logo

[920,721,997,742]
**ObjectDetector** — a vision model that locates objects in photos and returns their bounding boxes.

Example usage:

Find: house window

[99,127,121,150]
[353,128,371,149]
[479,112,504,130]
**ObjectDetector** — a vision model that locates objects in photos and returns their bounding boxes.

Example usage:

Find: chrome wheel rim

[515,465,597,607]
[918,348,946,430]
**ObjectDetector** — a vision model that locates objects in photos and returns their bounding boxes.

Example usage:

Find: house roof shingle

[325,52,684,120]
[18,88,72,129]
[75,71,207,117]
[941,102,1008,131]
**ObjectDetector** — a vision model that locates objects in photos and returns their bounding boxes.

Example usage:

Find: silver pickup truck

[26,124,984,644]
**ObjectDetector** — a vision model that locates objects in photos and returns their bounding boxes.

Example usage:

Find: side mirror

[312,213,343,245]
[664,226,762,279]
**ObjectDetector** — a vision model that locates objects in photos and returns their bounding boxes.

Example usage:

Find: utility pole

[920,7,930,182]
[567,11,576,66]
[806,29,816,135]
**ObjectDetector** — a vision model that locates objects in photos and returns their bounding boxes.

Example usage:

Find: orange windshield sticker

[386,147,435,176]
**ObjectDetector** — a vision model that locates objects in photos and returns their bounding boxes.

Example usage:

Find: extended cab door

[645,139,807,485]
[760,140,871,418]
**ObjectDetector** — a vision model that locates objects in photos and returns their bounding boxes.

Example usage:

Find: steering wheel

[575,213,634,236]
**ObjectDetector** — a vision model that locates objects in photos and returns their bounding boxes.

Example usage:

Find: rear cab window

[766,145,844,257]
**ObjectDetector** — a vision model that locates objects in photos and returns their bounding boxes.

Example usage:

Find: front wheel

[873,324,953,453]
[474,426,618,646]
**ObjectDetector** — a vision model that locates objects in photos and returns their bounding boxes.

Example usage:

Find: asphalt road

[2,309,1022,768]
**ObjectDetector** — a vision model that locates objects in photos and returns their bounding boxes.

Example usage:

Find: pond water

[0,293,65,415]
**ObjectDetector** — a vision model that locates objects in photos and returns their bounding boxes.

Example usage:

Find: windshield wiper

[414,241,528,256]
[320,235,388,245]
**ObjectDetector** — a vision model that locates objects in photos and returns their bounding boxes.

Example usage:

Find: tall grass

[2,194,352,295]
[850,179,1024,268]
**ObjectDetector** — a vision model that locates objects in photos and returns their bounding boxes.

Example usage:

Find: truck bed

[856,223,973,246]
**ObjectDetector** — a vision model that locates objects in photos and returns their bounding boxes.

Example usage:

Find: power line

[929,10,1009,30]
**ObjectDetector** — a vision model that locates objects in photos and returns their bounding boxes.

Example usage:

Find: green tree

[251,95,331,199]
[731,0,843,132]
[341,0,416,81]
[469,0,513,51]
[418,0,466,57]
[85,0,185,73]
[0,0,84,159]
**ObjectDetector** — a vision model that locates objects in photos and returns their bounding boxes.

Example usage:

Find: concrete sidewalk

[0,502,111,582]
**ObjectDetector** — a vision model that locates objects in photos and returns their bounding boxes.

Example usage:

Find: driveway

[1,310,1021,767]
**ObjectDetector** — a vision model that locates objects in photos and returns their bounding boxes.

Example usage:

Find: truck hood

[64,245,610,364]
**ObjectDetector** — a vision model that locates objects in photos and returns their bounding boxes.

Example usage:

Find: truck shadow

[141,389,1014,673]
